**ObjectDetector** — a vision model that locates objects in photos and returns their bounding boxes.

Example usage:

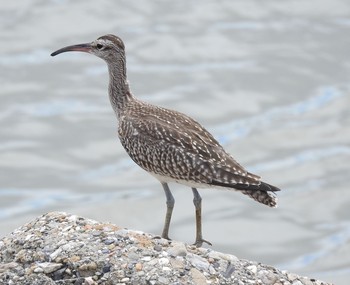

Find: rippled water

[1,1,350,283]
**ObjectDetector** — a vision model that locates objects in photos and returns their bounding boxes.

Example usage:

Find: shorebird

[51,34,280,247]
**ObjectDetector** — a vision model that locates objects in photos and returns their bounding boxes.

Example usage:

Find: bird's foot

[193,238,212,247]
[152,234,172,241]
[162,234,171,241]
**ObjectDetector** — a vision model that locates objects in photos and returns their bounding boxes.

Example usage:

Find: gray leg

[161,182,175,240]
[192,188,212,247]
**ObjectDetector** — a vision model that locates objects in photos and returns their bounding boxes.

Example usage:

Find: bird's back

[117,98,279,207]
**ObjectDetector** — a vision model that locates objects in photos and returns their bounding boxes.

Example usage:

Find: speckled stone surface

[0,212,333,285]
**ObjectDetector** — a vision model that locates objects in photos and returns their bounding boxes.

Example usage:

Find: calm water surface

[1,1,350,284]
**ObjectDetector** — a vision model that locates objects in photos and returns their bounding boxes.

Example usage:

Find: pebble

[68,255,81,262]
[62,241,80,252]
[141,256,151,262]
[33,267,44,273]
[146,258,158,267]
[190,268,207,285]
[91,230,101,237]
[52,267,66,281]
[49,248,62,260]
[158,276,169,284]
[187,253,209,271]
[0,262,18,274]
[247,265,257,275]
[162,266,171,271]
[170,257,184,269]
[158,257,169,266]
[208,250,238,262]
[104,239,115,245]
[208,265,216,275]
[300,278,317,285]
[102,265,111,273]
[84,276,97,284]
[258,269,277,283]
[287,273,299,281]
[154,244,162,252]
[135,263,143,271]
[79,261,97,272]
[223,262,235,278]
[167,242,187,257]
[127,251,139,260]
[101,248,109,253]
[36,262,63,274]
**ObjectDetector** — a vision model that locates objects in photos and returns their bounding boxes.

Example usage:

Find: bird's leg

[161,182,175,240]
[192,188,212,247]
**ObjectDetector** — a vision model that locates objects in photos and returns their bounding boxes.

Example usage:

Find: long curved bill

[51,43,92,57]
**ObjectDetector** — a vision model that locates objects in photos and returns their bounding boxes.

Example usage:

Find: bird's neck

[107,57,134,118]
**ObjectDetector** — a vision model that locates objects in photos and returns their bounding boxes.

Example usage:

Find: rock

[33,267,44,273]
[300,278,318,285]
[126,251,139,261]
[187,253,210,271]
[190,268,207,285]
[247,265,257,275]
[153,244,162,252]
[135,263,142,271]
[258,269,278,283]
[167,242,187,257]
[83,276,97,284]
[170,257,184,269]
[0,262,18,274]
[36,262,63,274]
[0,212,334,285]
[222,261,235,278]
[208,250,239,262]
[158,257,169,266]
[157,275,169,284]
[78,261,97,272]
[288,273,299,281]
[49,248,62,261]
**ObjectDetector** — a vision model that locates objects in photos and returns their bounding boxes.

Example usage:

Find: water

[1,1,350,283]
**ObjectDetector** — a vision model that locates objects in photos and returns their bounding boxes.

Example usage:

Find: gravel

[0,212,333,285]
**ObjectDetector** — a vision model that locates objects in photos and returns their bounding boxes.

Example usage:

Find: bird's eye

[96,43,104,50]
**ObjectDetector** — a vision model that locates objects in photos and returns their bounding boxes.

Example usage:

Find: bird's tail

[241,189,278,208]
[211,179,280,207]
[237,182,280,208]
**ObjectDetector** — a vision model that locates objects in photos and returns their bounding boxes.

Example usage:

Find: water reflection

[250,146,350,173]
[0,187,152,219]
[216,86,345,143]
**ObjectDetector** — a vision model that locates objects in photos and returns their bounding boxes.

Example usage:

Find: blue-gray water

[1,1,350,283]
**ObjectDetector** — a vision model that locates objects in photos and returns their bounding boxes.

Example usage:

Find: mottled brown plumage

[51,34,280,246]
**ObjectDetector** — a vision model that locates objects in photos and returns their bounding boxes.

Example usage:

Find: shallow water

[1,1,350,283]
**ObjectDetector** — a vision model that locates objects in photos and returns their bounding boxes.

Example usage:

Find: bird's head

[51,34,125,62]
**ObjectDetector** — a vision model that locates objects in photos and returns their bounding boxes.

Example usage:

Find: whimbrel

[51,34,280,247]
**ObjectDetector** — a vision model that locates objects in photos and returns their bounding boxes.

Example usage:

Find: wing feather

[119,103,261,187]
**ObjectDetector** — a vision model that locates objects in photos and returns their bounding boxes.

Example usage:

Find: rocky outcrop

[0,212,332,285]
